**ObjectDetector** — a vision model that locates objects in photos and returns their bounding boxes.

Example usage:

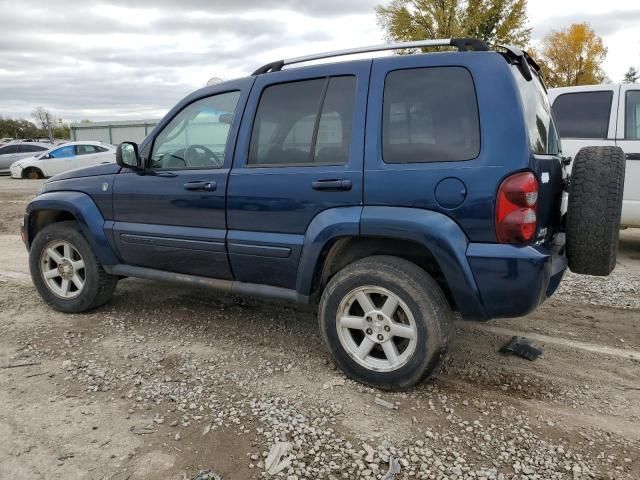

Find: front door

[226,61,370,289]
[111,82,250,278]
[617,85,640,226]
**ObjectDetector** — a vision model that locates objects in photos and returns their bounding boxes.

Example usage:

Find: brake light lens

[495,172,538,244]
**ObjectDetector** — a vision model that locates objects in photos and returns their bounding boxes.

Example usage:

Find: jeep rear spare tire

[566,146,625,276]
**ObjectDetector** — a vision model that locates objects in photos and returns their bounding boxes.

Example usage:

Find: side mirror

[42,154,52,159]
[116,142,142,169]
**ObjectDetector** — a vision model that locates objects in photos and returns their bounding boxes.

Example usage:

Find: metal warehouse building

[70,119,159,145]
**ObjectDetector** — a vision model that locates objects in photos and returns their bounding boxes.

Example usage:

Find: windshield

[511,66,561,155]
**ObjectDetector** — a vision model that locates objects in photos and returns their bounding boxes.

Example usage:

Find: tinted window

[50,146,75,158]
[76,145,99,155]
[22,145,48,153]
[0,145,20,154]
[625,90,640,140]
[96,146,109,153]
[552,91,613,139]
[382,67,480,163]
[150,91,240,169]
[249,76,356,166]
[511,67,560,154]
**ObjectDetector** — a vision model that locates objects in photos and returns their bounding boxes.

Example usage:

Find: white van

[549,84,640,227]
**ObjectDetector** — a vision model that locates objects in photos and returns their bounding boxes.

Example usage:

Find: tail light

[495,172,538,244]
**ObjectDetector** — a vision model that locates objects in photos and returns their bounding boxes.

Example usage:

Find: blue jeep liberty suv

[22,39,625,389]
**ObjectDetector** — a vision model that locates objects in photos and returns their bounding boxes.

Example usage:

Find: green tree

[536,23,607,88]
[375,0,531,49]
[623,66,639,84]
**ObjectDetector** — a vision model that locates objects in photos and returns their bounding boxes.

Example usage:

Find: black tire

[29,221,118,313]
[319,256,453,390]
[24,168,43,180]
[566,146,625,276]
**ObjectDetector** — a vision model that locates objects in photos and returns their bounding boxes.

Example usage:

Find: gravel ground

[0,176,638,480]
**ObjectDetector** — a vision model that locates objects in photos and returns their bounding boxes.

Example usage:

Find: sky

[0,0,639,123]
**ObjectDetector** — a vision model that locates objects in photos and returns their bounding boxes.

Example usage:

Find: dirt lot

[0,176,638,480]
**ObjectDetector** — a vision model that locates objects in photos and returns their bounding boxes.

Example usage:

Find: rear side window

[625,90,640,140]
[76,145,99,155]
[552,91,613,139]
[22,145,48,153]
[249,76,356,166]
[382,67,480,163]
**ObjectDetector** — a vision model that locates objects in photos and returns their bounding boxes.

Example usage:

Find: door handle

[184,181,216,191]
[312,179,352,191]
[625,153,640,160]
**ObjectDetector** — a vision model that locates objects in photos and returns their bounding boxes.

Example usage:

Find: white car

[9,141,116,179]
[549,83,640,227]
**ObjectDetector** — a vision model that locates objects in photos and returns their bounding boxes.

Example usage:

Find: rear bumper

[466,240,567,319]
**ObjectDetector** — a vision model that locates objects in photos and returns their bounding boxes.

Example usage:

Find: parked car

[0,142,51,174]
[10,141,116,179]
[549,84,639,227]
[22,39,625,390]
[0,137,14,147]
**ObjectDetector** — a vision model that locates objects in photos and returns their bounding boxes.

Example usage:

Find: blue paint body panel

[22,49,569,321]
[25,191,119,266]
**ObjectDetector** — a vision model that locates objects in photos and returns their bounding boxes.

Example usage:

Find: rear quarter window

[552,91,613,139]
[382,67,480,163]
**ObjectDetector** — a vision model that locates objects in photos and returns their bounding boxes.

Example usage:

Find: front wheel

[29,221,118,313]
[319,256,453,390]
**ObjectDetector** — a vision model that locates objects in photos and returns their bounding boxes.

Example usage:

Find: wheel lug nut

[377,314,383,320]
[384,325,390,332]
[377,334,384,341]
[366,328,373,335]
[366,316,372,322]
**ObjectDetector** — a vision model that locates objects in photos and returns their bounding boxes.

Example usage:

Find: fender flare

[296,206,362,295]
[26,191,120,266]
[359,206,486,320]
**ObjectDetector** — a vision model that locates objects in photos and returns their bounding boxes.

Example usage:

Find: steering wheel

[184,144,222,167]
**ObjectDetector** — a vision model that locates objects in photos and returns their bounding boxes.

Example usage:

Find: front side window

[249,76,356,166]
[625,90,640,140]
[382,67,480,163]
[0,145,20,154]
[552,91,613,139]
[49,146,75,158]
[150,91,240,169]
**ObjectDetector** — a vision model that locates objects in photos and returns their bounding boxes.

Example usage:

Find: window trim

[380,65,481,165]
[246,76,354,169]
[624,89,640,141]
[147,89,241,171]
[551,91,613,140]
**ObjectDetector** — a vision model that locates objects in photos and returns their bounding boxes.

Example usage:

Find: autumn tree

[536,23,607,88]
[623,66,639,84]
[375,0,531,49]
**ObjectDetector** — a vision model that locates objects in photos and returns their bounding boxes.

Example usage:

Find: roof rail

[252,37,489,75]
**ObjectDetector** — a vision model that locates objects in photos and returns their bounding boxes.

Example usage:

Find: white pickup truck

[549,84,640,227]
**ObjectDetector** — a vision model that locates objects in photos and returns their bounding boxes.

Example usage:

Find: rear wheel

[29,221,118,312]
[319,256,453,390]
[566,146,625,276]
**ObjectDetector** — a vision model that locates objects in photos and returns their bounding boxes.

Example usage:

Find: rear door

[616,85,640,226]
[226,61,369,289]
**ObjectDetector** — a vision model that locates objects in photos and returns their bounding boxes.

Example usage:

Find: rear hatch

[508,58,565,244]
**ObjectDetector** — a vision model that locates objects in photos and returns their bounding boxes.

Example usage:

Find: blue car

[22,39,625,389]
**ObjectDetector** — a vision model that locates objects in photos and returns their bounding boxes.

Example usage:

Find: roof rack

[252,37,489,75]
